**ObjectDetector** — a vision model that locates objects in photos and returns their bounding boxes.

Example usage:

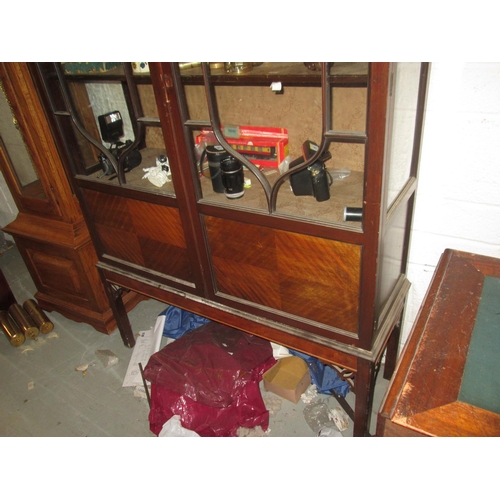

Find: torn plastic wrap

[289,349,350,398]
[159,306,211,339]
[143,322,276,437]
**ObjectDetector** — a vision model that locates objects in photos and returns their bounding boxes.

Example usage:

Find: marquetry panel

[205,216,361,333]
[83,190,193,282]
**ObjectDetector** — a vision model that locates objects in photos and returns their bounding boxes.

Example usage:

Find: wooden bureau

[377,249,500,437]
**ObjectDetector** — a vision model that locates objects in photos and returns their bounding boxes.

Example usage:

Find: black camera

[290,140,332,202]
[98,140,142,175]
[97,111,142,176]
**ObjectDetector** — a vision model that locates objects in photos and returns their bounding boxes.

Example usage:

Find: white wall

[402,62,500,344]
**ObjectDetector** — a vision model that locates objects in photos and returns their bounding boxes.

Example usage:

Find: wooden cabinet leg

[98,270,135,348]
[353,359,376,436]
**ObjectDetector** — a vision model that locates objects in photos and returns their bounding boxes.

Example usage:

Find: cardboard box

[196,125,289,169]
[262,356,311,404]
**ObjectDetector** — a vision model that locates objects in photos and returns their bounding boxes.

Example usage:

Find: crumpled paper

[142,156,171,187]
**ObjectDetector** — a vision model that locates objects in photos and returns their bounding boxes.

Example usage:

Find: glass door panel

[386,62,422,209]
[0,82,46,199]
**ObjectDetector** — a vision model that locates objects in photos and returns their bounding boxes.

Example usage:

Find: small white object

[332,407,349,432]
[270,81,282,92]
[271,342,291,359]
[318,426,343,437]
[132,62,149,74]
[122,315,165,388]
[142,166,170,187]
[159,415,200,437]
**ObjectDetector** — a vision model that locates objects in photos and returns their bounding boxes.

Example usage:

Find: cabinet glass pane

[180,62,367,227]
[386,62,421,208]
[0,83,46,199]
[54,63,175,197]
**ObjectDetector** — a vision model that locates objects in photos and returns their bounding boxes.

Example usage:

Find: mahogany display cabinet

[29,62,430,436]
[0,63,143,334]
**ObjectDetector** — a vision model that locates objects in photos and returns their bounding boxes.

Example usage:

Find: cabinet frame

[30,62,430,436]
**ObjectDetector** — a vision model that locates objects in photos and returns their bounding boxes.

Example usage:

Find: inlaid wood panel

[83,190,193,283]
[205,216,361,333]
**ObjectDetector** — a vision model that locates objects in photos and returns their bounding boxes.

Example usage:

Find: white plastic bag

[158,415,200,437]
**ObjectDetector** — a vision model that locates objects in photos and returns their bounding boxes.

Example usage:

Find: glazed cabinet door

[32,63,207,297]
[152,62,378,348]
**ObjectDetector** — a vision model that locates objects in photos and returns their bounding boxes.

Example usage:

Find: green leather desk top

[458,275,500,414]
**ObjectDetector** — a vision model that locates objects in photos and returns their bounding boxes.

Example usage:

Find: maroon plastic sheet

[143,322,276,437]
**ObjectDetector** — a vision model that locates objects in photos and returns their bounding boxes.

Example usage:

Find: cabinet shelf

[179,62,368,87]
[56,62,368,88]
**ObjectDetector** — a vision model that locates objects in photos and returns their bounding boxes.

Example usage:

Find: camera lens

[220,156,244,199]
[205,146,227,193]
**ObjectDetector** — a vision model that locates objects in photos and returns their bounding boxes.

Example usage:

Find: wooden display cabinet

[0,63,143,334]
[30,62,430,436]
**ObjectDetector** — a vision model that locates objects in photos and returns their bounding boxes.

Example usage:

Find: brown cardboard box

[262,356,311,404]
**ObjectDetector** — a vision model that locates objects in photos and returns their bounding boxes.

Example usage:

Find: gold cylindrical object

[23,299,53,334]
[8,303,39,339]
[0,310,25,347]
[224,62,253,74]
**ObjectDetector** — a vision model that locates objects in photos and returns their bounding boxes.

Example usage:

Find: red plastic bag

[143,322,276,437]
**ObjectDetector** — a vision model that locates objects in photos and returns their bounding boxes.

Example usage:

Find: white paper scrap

[122,315,165,387]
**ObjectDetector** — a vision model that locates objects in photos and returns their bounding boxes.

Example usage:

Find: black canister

[205,145,227,193]
[344,207,363,222]
[220,156,245,199]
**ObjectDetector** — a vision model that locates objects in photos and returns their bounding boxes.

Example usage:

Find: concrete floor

[0,242,389,438]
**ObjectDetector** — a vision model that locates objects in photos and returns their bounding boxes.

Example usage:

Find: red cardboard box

[196,125,289,169]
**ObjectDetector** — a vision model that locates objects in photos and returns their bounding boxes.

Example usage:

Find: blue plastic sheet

[289,349,350,397]
[159,306,211,339]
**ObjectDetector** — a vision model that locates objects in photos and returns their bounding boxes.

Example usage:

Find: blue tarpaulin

[159,306,211,339]
[289,349,350,398]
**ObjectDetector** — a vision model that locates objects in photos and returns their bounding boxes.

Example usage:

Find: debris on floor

[303,400,341,436]
[95,349,118,368]
[301,384,319,404]
[332,407,349,432]
[262,393,283,417]
[158,415,200,437]
[237,425,270,437]
[75,364,89,376]
[122,315,164,391]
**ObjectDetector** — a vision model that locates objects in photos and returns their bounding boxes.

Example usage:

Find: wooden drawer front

[83,190,193,283]
[205,216,361,333]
